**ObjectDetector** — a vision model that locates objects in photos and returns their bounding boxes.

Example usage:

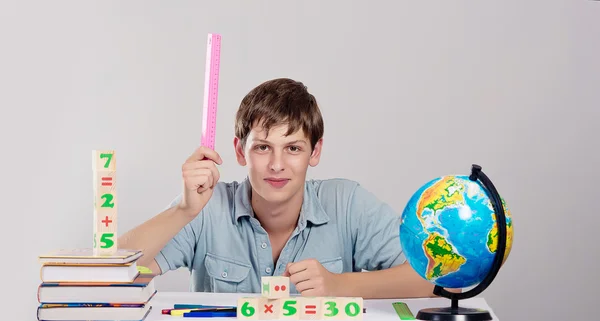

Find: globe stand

[416,164,508,321]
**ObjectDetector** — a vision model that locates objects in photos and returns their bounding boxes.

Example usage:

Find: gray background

[1,1,598,320]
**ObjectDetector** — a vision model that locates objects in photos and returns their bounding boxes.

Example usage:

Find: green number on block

[100,153,113,168]
[101,194,114,208]
[282,300,297,316]
[345,302,360,317]
[241,301,255,317]
[324,301,339,317]
[100,233,114,248]
[93,233,97,248]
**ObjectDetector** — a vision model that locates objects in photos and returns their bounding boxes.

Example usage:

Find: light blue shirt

[155,177,406,294]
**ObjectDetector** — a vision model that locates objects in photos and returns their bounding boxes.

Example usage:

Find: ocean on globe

[399,175,513,289]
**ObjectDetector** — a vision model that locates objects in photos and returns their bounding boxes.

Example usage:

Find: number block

[279,297,300,319]
[93,150,116,170]
[261,276,289,299]
[92,150,118,256]
[338,297,363,320]
[237,297,259,320]
[320,298,343,320]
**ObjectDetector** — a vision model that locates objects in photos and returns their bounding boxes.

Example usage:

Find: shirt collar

[233,177,330,228]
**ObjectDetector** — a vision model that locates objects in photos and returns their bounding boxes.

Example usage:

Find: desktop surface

[145,292,499,321]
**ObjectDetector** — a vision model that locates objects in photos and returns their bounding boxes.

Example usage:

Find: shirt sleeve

[348,185,406,271]
[154,194,204,274]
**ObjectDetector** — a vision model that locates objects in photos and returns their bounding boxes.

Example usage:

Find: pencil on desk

[172,308,237,316]
[174,304,236,309]
[183,310,237,317]
[163,305,236,314]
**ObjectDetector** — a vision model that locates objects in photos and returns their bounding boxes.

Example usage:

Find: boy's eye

[256,145,269,151]
[288,146,301,152]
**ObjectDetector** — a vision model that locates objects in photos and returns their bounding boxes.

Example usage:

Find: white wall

[1,1,598,320]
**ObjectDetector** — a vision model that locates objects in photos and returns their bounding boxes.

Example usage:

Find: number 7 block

[92,150,118,256]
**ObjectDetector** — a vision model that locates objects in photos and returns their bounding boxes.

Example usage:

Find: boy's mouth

[264,178,290,188]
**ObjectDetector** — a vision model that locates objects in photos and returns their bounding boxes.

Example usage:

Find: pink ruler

[201,33,221,150]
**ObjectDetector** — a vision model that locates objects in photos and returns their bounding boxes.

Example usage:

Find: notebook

[40,262,140,283]
[38,248,143,264]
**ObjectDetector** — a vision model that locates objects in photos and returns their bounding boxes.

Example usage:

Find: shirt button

[265,267,272,274]
[221,272,227,278]
[261,242,267,249]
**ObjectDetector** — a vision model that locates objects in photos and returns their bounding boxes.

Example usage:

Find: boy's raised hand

[177,146,223,217]
[283,259,342,297]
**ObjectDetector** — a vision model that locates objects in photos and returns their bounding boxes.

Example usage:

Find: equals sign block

[94,171,116,192]
[101,176,113,186]
[299,297,322,320]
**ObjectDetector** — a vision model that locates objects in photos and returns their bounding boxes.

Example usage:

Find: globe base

[417,307,492,321]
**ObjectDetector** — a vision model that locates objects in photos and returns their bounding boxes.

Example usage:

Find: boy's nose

[269,153,284,172]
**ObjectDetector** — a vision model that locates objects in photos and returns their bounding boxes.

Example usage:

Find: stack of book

[36,248,156,321]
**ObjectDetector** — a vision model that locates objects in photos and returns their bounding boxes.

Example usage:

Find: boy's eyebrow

[253,139,308,145]
[286,140,308,145]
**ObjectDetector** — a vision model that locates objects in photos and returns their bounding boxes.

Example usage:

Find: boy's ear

[233,137,247,166]
[309,138,323,167]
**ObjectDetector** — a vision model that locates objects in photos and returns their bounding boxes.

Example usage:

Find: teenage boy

[119,78,436,299]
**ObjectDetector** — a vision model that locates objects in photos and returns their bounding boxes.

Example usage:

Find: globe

[399,172,514,289]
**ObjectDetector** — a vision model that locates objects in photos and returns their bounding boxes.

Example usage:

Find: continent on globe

[424,232,466,280]
[417,176,467,229]
[486,199,514,263]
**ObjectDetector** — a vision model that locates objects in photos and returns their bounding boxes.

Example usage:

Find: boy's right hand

[177,146,223,217]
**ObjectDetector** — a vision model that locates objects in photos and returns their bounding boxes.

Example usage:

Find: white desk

[145,292,499,321]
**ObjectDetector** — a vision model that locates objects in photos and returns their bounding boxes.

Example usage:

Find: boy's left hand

[283,259,341,296]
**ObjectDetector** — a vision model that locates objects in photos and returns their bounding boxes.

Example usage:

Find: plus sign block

[92,150,118,256]
[261,276,289,299]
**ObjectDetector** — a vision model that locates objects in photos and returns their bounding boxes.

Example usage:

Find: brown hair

[235,78,324,150]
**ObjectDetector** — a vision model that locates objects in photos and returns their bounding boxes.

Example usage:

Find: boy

[119,78,436,299]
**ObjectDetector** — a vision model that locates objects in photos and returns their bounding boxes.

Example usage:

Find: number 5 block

[278,298,300,319]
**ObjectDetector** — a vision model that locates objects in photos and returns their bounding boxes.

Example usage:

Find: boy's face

[234,123,322,204]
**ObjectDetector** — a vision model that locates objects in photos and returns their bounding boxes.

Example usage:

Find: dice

[261,276,290,299]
